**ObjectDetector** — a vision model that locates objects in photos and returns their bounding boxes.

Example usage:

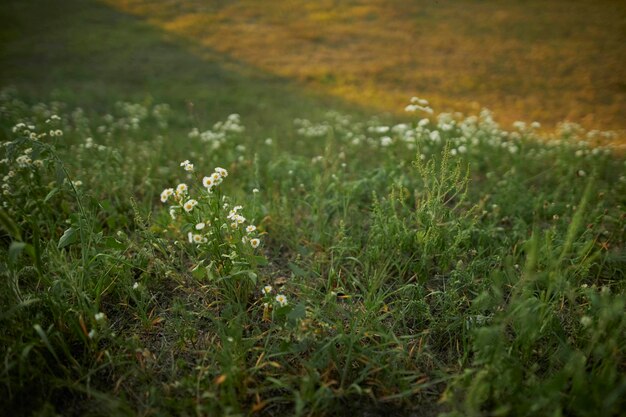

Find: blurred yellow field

[106,0,626,136]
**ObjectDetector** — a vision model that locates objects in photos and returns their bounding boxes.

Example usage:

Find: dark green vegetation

[1,1,625,416]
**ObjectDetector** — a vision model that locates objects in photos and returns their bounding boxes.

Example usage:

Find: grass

[1,0,626,416]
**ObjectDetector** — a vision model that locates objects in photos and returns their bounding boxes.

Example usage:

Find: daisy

[203,176,214,189]
[176,183,188,195]
[183,199,198,212]
[262,285,272,295]
[192,234,207,244]
[250,238,260,248]
[275,294,287,307]
[161,188,174,202]
[195,222,206,230]
[246,225,256,234]
[215,167,228,177]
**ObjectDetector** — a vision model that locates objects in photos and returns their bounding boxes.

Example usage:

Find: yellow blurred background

[106,0,626,136]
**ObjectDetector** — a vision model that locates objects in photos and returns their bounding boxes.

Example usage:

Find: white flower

[94,312,105,321]
[195,222,206,230]
[275,294,287,307]
[16,155,32,167]
[215,167,228,178]
[88,329,96,339]
[192,234,207,244]
[250,238,260,248]
[183,199,198,212]
[169,208,177,219]
[246,225,256,234]
[203,176,214,189]
[253,188,259,193]
[262,285,272,295]
[161,188,174,202]
[176,183,188,195]
[133,282,140,290]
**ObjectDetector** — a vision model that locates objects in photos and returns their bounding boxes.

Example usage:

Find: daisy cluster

[293,96,618,164]
[188,113,245,150]
[160,160,262,252]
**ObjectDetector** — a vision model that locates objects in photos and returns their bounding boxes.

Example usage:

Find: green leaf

[0,208,22,240]
[247,271,257,284]
[103,236,125,250]
[33,324,60,362]
[287,302,306,324]
[9,241,27,264]
[288,262,309,278]
[58,227,78,249]
[252,255,268,266]
[44,187,60,203]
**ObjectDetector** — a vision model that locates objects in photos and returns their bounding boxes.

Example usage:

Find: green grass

[1,1,626,416]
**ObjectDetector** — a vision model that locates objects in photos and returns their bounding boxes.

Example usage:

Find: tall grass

[1,90,624,416]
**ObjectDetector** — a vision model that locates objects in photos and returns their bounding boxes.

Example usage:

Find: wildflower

[161,188,174,202]
[203,176,214,189]
[176,183,188,195]
[192,234,207,244]
[275,294,287,307]
[183,199,198,212]
[169,208,177,219]
[241,236,249,244]
[250,238,260,248]
[94,312,105,321]
[88,329,96,339]
[262,285,272,295]
[246,225,256,234]
[215,167,228,178]
[133,282,140,290]
[184,161,194,171]
[195,222,206,230]
[54,129,63,136]
[252,188,259,193]
[577,170,586,177]
[16,155,32,167]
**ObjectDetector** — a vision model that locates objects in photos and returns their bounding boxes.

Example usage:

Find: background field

[1,1,625,417]
[104,0,626,135]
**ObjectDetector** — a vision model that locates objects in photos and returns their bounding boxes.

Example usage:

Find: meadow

[1,0,625,416]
